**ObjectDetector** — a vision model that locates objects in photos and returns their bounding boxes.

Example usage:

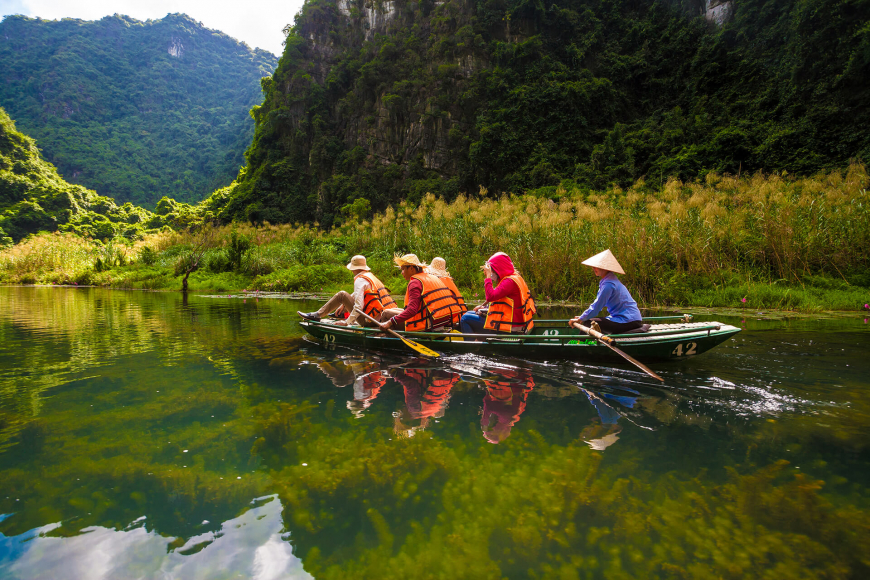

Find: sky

[0,0,307,56]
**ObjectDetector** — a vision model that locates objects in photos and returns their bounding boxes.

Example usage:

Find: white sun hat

[581,249,625,275]
[346,255,371,271]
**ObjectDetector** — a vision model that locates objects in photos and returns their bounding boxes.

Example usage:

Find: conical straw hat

[581,249,625,274]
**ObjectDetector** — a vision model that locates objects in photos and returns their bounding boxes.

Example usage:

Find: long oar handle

[570,321,664,383]
[355,309,404,340]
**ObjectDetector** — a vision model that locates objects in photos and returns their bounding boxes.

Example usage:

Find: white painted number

[672,342,698,357]
[543,329,560,336]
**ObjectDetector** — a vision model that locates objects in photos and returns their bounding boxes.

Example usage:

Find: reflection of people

[569,249,643,335]
[392,368,459,437]
[480,368,535,444]
[298,255,396,326]
[425,257,467,314]
[378,254,462,332]
[311,357,385,417]
[348,370,388,418]
[460,252,536,335]
[579,389,638,451]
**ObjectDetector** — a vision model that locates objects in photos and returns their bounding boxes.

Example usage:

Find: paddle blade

[400,336,441,358]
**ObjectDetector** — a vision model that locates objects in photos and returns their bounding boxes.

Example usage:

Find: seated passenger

[297,255,396,326]
[378,254,463,332]
[425,257,467,313]
[460,252,536,334]
[569,249,643,335]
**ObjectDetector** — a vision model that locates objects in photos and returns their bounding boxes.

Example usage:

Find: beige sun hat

[346,255,371,271]
[585,432,620,451]
[426,257,450,277]
[581,249,625,275]
[393,253,424,268]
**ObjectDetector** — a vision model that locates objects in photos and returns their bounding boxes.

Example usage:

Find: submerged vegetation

[2,163,868,312]
[1,287,869,578]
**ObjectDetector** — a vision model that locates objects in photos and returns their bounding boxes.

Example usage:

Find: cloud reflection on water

[0,495,310,580]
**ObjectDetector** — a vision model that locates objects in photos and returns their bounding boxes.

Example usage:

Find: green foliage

[0,13,277,208]
[226,230,252,271]
[218,0,870,225]
[138,245,158,266]
[250,263,348,292]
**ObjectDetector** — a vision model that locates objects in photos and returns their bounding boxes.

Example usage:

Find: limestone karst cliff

[212,0,870,227]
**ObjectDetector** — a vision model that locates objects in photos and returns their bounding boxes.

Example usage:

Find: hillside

[0,106,204,244]
[215,0,870,227]
[0,13,277,208]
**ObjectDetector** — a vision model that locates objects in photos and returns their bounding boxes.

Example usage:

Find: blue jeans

[460,312,486,334]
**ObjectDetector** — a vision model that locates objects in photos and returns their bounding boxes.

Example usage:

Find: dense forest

[0,13,276,208]
[0,106,203,244]
[214,0,870,227]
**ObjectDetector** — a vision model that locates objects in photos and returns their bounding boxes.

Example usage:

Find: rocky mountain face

[0,13,277,208]
[213,0,869,227]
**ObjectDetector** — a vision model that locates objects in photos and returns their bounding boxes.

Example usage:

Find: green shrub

[251,264,347,292]
[138,246,158,266]
[227,230,252,271]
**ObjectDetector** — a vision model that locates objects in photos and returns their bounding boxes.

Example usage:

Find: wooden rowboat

[300,315,740,363]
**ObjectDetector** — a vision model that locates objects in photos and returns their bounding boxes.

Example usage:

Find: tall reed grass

[339,164,870,307]
[1,165,868,310]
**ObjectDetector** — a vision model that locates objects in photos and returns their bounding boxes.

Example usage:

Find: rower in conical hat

[581,249,625,275]
[569,249,644,335]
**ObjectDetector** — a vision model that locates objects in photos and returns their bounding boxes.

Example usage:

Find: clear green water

[1,286,869,579]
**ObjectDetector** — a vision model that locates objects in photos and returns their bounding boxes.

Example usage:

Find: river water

[0,286,868,579]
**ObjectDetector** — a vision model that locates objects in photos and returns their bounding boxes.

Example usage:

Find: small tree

[175,223,216,292]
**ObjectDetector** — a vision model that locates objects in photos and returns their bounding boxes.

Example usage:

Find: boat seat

[619,324,651,335]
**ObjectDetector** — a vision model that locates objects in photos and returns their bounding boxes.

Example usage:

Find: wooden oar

[354,309,441,358]
[570,321,664,383]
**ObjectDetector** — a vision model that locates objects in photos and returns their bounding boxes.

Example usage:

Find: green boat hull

[300,319,740,364]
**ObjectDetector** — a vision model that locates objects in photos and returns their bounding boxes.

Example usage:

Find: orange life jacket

[483,274,536,333]
[436,275,467,313]
[357,272,397,318]
[403,272,463,331]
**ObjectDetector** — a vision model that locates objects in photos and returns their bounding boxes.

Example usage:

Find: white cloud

[0,0,307,56]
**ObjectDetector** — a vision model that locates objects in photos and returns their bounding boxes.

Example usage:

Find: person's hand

[569,316,581,324]
[473,304,484,313]
[334,305,346,316]
[378,319,392,331]
[482,263,493,279]
[334,320,348,326]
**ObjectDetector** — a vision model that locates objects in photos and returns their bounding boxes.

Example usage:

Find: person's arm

[346,277,368,325]
[579,282,614,321]
[384,279,422,327]
[484,277,518,303]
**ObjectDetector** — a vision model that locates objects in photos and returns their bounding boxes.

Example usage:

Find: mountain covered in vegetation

[0,106,204,244]
[214,0,870,227]
[0,13,276,208]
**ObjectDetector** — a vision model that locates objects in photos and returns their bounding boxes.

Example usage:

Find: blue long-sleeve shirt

[580,272,642,323]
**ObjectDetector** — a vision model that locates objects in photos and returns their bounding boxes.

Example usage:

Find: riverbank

[1,166,868,313]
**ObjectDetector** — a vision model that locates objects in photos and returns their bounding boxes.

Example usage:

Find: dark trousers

[580,318,643,334]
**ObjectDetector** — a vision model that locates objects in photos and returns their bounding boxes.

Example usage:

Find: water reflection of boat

[301,316,740,363]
